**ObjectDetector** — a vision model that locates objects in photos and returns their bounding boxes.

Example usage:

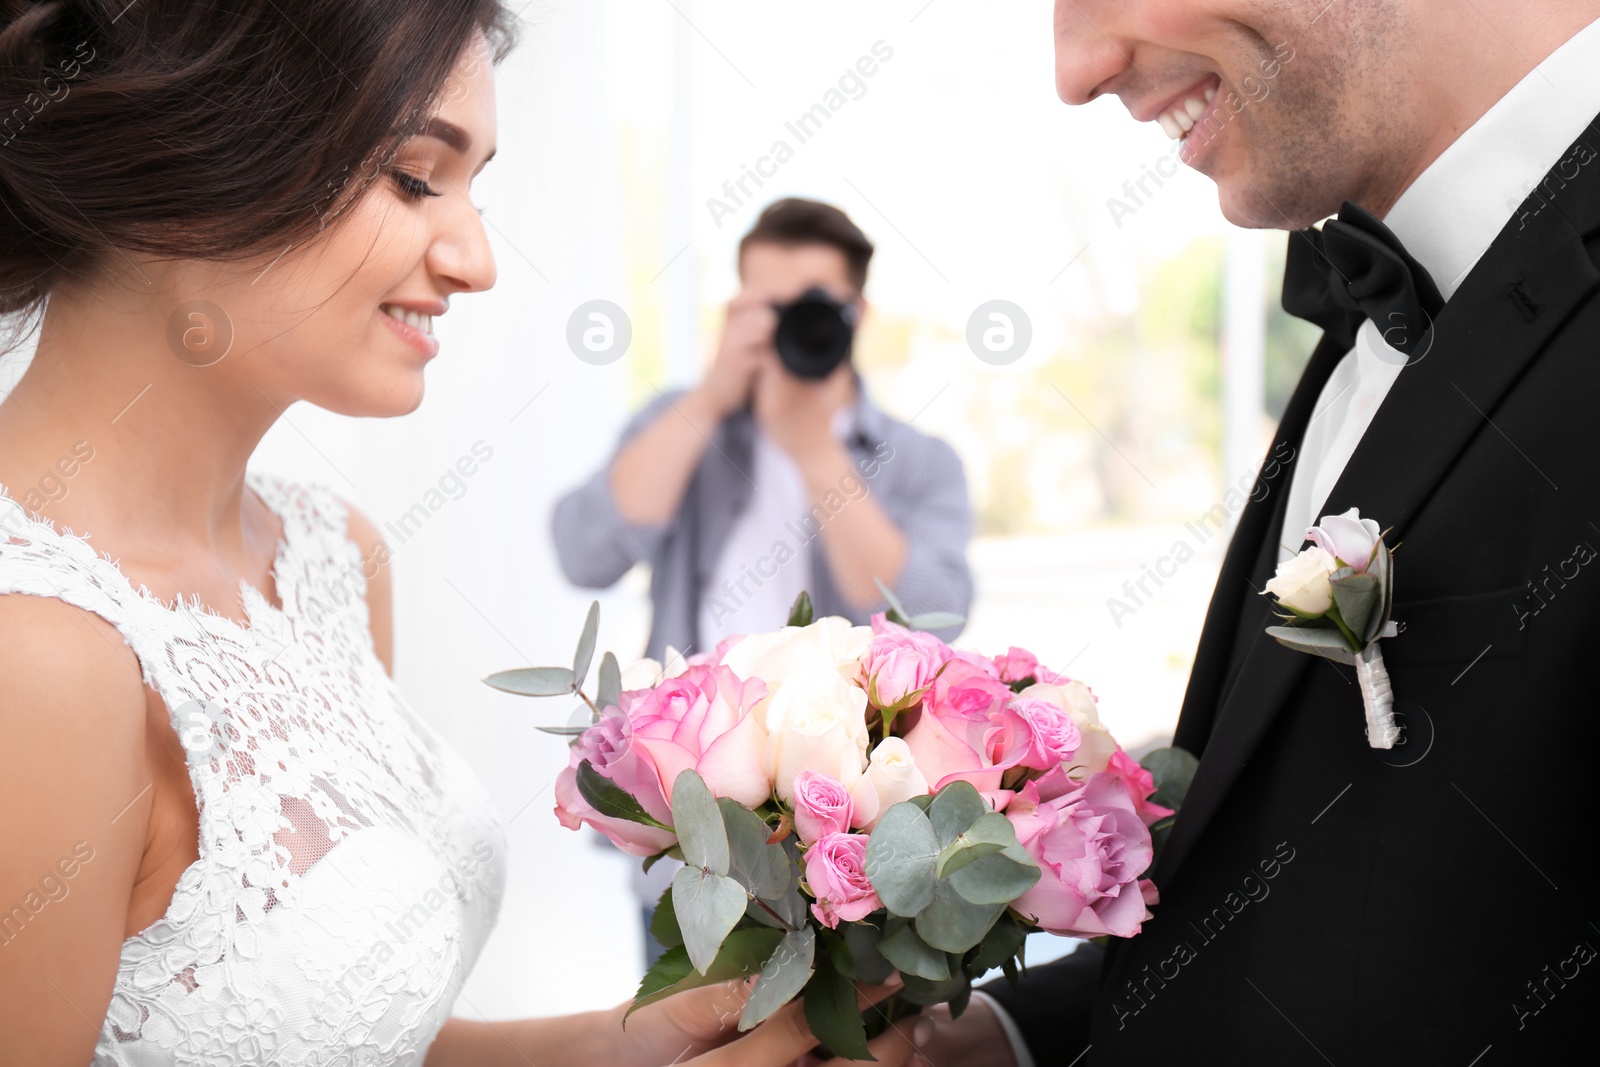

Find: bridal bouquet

[488,590,1193,1060]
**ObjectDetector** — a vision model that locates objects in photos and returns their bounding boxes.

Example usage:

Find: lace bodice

[0,471,506,1066]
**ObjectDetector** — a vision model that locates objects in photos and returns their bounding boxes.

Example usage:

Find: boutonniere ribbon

[1261,508,1404,749]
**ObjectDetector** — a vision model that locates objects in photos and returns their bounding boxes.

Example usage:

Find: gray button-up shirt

[551,379,974,660]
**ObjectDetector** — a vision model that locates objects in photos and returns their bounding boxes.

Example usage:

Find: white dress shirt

[984,15,1600,1065]
[695,402,857,647]
[1278,12,1600,558]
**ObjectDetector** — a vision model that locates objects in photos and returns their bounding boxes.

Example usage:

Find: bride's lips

[379,305,441,359]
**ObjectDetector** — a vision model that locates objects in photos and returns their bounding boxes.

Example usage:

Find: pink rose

[1307,507,1382,573]
[863,613,952,708]
[792,771,854,844]
[900,662,1016,794]
[804,832,883,928]
[1106,748,1175,826]
[992,647,1039,684]
[554,711,678,857]
[1005,769,1155,938]
[989,696,1082,772]
[629,665,772,808]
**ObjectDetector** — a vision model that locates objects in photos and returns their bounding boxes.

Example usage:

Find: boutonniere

[1262,508,1404,749]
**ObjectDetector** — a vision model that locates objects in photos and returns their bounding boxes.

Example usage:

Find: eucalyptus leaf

[740,926,816,1030]
[576,761,673,831]
[915,879,1005,953]
[873,576,910,626]
[671,864,749,975]
[1140,746,1199,812]
[946,848,1041,906]
[671,770,730,876]
[1265,625,1359,664]
[967,913,1027,974]
[934,812,1018,879]
[596,651,622,712]
[534,723,592,737]
[1329,572,1379,647]
[878,920,951,980]
[786,590,814,628]
[719,798,791,901]
[1371,540,1396,645]
[841,921,896,985]
[863,802,940,916]
[572,600,600,687]
[898,967,967,1006]
[628,927,784,1017]
[650,886,683,949]
[928,781,989,848]
[804,951,872,1061]
[483,666,576,696]
[642,844,683,874]
[908,610,966,631]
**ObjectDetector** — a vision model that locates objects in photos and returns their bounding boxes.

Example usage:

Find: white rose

[721,616,872,685]
[617,645,691,692]
[763,668,870,801]
[1264,546,1337,616]
[1018,680,1118,779]
[849,737,930,831]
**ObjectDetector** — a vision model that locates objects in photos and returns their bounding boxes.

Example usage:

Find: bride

[0,2,918,1064]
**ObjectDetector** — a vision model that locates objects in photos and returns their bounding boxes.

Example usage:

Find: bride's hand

[610,977,926,1067]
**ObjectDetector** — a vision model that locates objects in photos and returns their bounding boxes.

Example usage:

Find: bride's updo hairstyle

[0,0,520,352]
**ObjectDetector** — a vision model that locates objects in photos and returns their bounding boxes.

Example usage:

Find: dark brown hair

[738,197,875,292]
[0,0,521,351]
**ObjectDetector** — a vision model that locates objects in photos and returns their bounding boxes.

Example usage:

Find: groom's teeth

[1204,85,1217,104]
[1158,112,1183,139]
[1184,97,1207,122]
[1157,88,1219,141]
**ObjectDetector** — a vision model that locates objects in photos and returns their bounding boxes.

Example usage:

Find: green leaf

[576,761,673,831]
[786,590,814,628]
[534,723,592,737]
[898,966,967,1006]
[1329,572,1379,647]
[1265,625,1359,664]
[841,921,896,985]
[642,844,683,874]
[572,600,600,687]
[719,798,791,902]
[966,913,1027,975]
[1371,540,1396,645]
[863,802,940,916]
[934,812,1017,879]
[740,926,816,1030]
[908,610,965,632]
[596,651,622,711]
[878,919,951,980]
[671,864,749,975]
[928,781,989,848]
[628,927,785,1017]
[874,576,910,627]
[672,770,729,875]
[650,886,683,949]
[1140,746,1199,812]
[804,951,873,1061]
[947,845,1040,906]
[916,880,1004,953]
[483,666,576,696]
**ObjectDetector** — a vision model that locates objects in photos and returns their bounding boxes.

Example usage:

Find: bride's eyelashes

[389,169,489,215]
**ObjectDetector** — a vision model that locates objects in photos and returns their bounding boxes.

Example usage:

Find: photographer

[552,198,973,663]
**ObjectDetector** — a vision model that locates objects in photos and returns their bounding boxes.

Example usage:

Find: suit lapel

[1152,115,1600,890]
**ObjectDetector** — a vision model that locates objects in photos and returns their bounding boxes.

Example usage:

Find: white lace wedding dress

[0,470,507,1066]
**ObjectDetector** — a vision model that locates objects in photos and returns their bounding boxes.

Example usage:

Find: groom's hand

[908,997,1019,1067]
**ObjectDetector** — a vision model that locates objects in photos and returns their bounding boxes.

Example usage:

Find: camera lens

[773,287,857,379]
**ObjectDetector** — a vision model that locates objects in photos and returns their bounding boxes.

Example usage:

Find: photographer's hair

[0,0,521,356]
[738,198,875,292]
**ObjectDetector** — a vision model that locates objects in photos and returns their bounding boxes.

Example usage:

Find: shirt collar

[1383,13,1600,300]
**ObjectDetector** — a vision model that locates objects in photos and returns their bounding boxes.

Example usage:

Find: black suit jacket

[986,114,1600,1064]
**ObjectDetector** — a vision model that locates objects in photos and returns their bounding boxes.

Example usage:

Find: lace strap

[247,470,368,629]
[0,484,160,689]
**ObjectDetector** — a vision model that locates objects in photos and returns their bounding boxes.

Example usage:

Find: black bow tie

[1281,199,1445,359]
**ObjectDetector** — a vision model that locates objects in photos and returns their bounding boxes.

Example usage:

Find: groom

[922,1,1600,1063]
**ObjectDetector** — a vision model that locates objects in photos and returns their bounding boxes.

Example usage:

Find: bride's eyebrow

[417,118,496,167]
